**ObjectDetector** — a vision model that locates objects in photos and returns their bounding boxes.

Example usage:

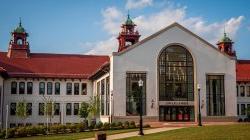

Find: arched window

[159,45,194,101]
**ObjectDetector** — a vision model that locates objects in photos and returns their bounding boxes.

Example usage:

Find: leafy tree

[42,96,54,133]
[79,102,89,120]
[16,101,27,126]
[88,95,100,120]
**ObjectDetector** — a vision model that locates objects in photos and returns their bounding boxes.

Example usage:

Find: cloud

[86,3,244,55]
[125,0,153,9]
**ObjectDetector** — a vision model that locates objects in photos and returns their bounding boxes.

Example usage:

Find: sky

[0,0,250,59]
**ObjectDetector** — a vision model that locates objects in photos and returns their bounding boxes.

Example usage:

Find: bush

[15,127,28,137]
[129,121,136,129]
[102,122,110,130]
[69,124,78,133]
[238,118,243,122]
[244,118,249,122]
[76,123,85,132]
[143,124,151,128]
[89,120,96,129]
[117,122,123,129]
[110,122,117,129]
[123,121,129,129]
[95,122,103,129]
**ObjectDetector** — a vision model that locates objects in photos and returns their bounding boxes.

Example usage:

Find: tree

[42,96,54,133]
[88,95,100,120]
[16,101,27,126]
[79,102,89,120]
[79,102,89,128]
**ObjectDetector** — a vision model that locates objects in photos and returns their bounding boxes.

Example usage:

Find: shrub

[129,121,136,129]
[244,118,249,122]
[102,122,110,130]
[95,122,103,129]
[15,127,28,137]
[89,120,96,129]
[110,122,117,129]
[76,123,85,132]
[143,124,151,128]
[123,121,129,129]
[117,122,123,129]
[238,118,243,122]
[69,124,78,133]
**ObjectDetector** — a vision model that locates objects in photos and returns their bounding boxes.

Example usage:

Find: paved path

[80,127,184,140]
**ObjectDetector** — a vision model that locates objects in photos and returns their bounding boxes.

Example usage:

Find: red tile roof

[236,60,250,82]
[0,52,109,79]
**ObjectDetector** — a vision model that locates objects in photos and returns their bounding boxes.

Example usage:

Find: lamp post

[197,84,202,126]
[138,79,144,135]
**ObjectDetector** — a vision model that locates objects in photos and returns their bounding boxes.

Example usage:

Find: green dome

[125,14,134,25]
[220,33,232,43]
[13,19,26,33]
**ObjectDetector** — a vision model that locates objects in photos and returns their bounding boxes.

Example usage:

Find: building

[0,15,248,128]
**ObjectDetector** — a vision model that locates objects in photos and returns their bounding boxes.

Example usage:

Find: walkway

[79,127,184,140]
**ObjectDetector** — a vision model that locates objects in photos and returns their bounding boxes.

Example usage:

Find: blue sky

[0,0,250,59]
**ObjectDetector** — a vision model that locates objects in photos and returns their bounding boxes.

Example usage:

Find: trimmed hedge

[0,121,150,139]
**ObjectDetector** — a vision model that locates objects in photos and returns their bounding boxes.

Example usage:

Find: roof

[218,33,232,44]
[13,19,26,34]
[0,52,109,79]
[125,14,134,25]
[113,22,235,60]
[236,60,250,82]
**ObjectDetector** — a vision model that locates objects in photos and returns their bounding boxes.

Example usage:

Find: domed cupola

[7,18,30,58]
[217,32,236,57]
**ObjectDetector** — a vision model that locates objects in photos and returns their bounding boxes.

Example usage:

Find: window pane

[66,103,72,115]
[10,103,16,115]
[11,82,17,94]
[54,103,60,115]
[126,73,146,116]
[159,46,194,101]
[74,83,79,95]
[27,82,33,94]
[241,104,246,115]
[240,86,245,97]
[39,103,44,115]
[206,75,225,116]
[19,82,25,94]
[55,82,60,95]
[81,83,87,95]
[47,82,52,95]
[66,83,72,95]
[74,103,79,115]
[39,82,45,95]
[26,103,32,115]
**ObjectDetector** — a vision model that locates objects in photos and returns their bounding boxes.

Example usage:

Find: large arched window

[159,45,194,101]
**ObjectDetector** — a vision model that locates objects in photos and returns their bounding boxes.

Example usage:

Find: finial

[127,10,130,19]
[223,24,227,37]
[19,17,22,27]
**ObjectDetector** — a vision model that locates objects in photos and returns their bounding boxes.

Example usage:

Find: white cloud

[125,0,153,9]
[86,4,244,55]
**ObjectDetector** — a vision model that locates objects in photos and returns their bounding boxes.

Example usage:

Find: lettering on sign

[159,101,194,106]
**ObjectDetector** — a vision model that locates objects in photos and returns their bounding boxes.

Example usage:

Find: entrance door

[159,106,193,121]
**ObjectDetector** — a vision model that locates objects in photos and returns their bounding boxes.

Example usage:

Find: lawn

[122,124,250,140]
[9,128,139,140]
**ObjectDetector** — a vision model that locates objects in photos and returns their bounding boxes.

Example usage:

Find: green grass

[9,129,139,140]
[122,124,250,140]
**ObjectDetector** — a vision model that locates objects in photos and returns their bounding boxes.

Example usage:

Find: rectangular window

[101,99,104,115]
[237,104,239,115]
[126,73,146,116]
[241,104,246,115]
[66,103,72,115]
[39,103,44,115]
[106,77,110,115]
[206,75,225,116]
[54,103,60,115]
[11,81,17,94]
[27,82,33,94]
[97,82,100,95]
[19,82,25,94]
[74,83,79,95]
[47,82,52,95]
[66,83,72,95]
[247,104,250,116]
[247,86,250,97]
[236,85,239,97]
[26,103,32,115]
[101,80,105,95]
[10,103,16,115]
[81,83,87,95]
[74,103,79,115]
[39,82,45,95]
[55,82,60,95]
[240,86,245,97]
